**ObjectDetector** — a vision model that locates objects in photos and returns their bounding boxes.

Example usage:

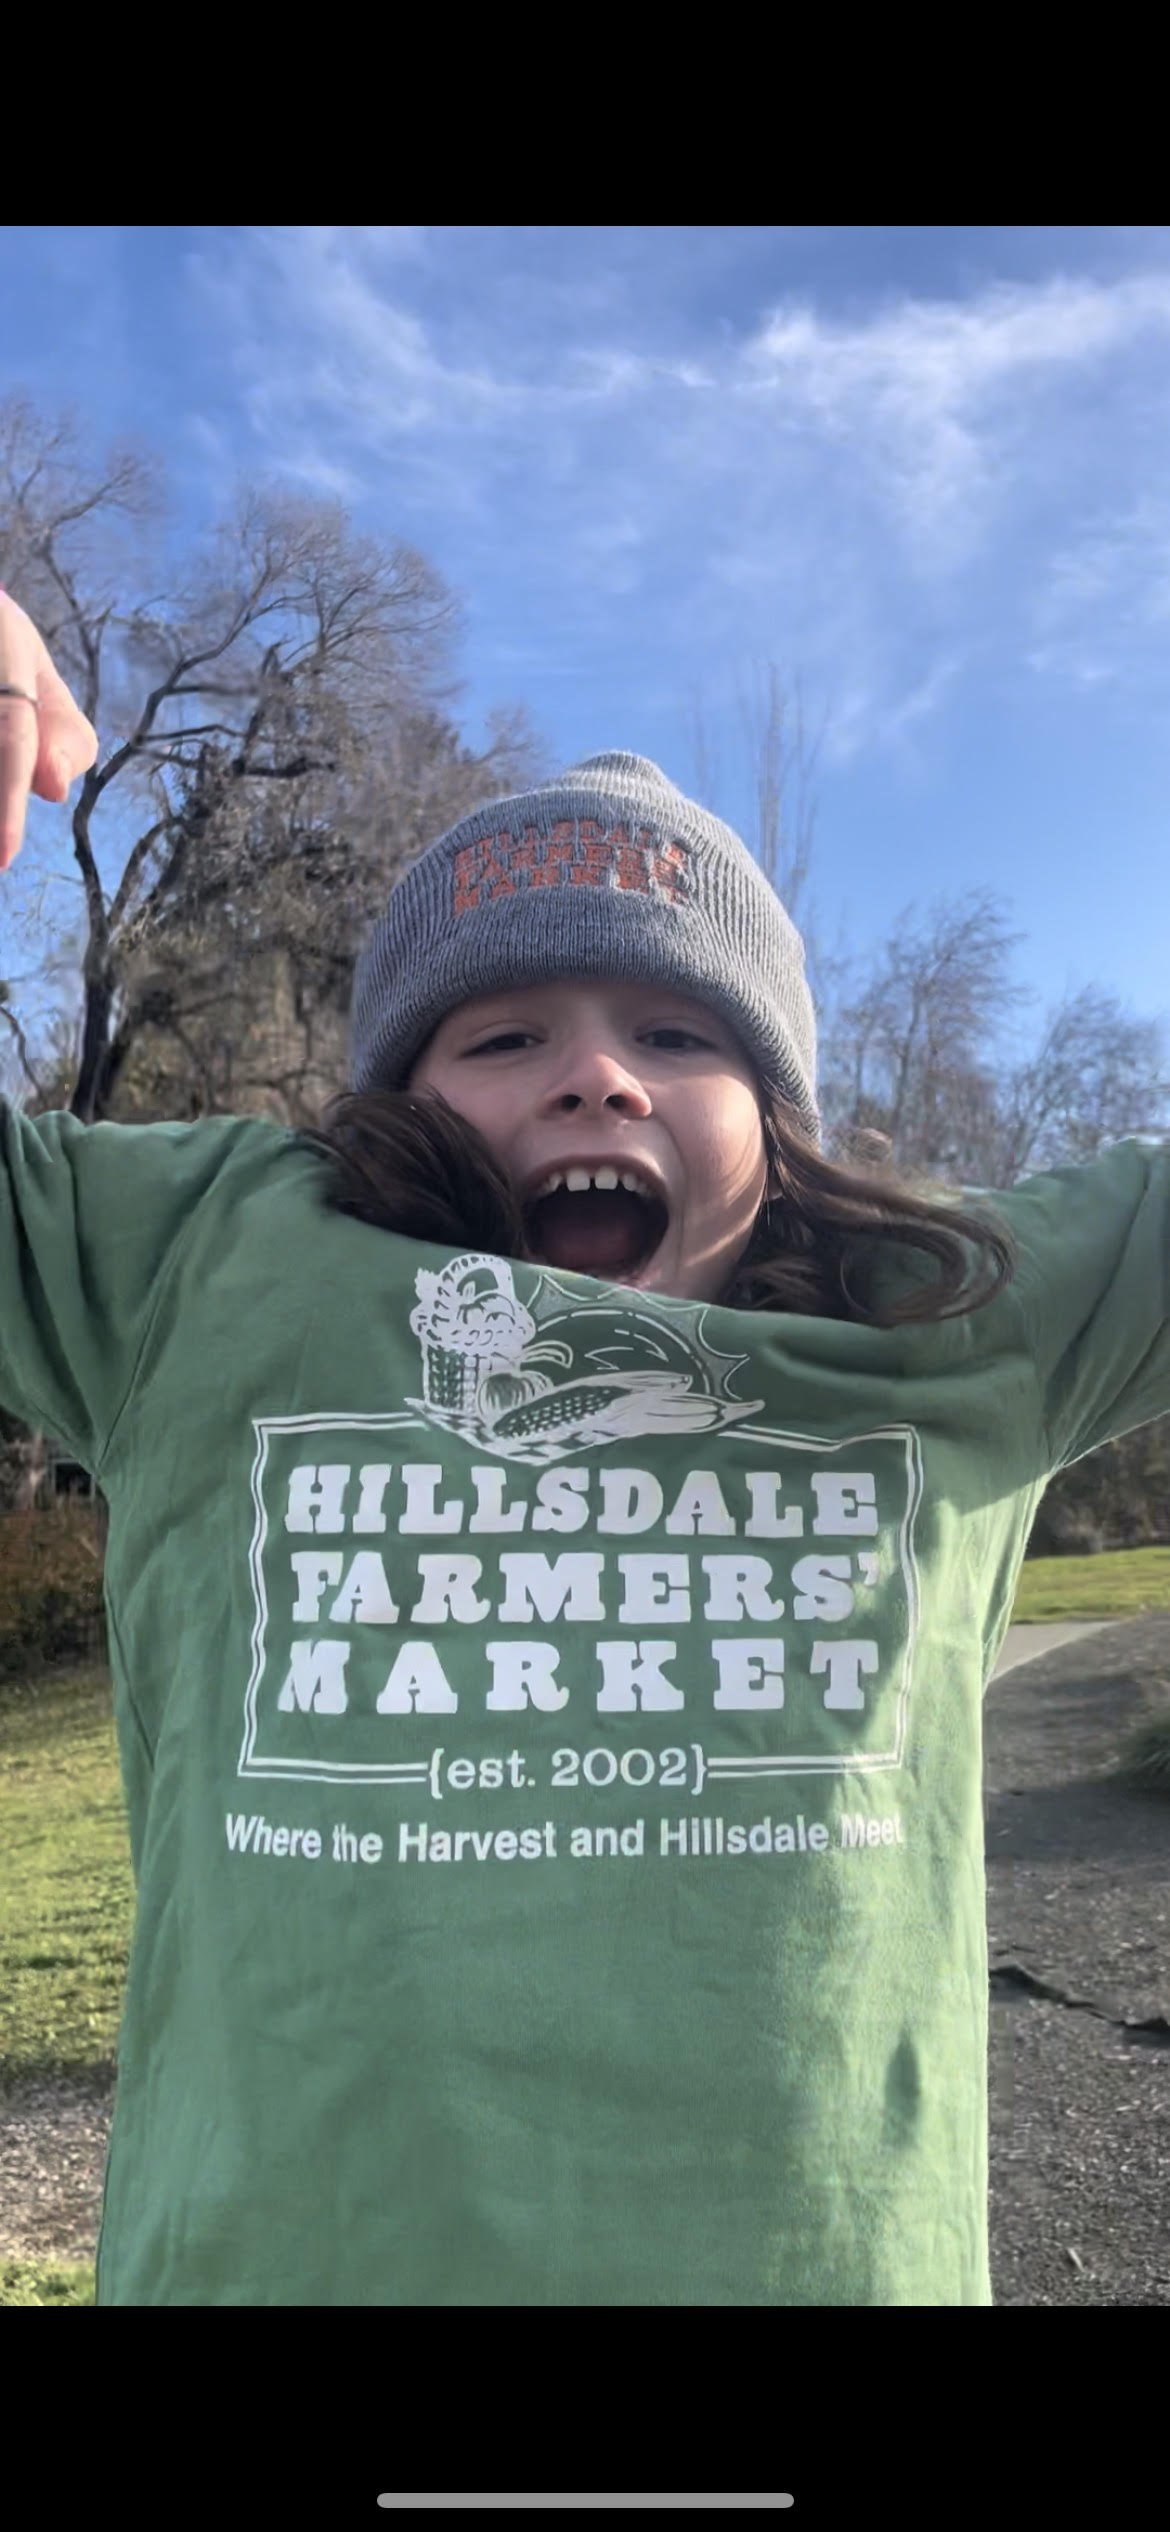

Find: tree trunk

[0,1411,49,1511]
[71,958,118,1123]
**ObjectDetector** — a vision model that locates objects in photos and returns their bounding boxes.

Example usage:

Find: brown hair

[293,1085,1016,1328]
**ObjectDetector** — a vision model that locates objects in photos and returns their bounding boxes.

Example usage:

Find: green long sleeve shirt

[2,1104,1166,2305]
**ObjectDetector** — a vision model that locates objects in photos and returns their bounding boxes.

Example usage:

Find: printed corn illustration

[408,1254,762,1464]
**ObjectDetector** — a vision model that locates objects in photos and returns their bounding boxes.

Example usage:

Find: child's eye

[641,1027,714,1050]
[463,1031,536,1055]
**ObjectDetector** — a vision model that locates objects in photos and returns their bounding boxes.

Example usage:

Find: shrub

[1108,1698,1170,1795]
[1026,1502,1110,1557]
[1026,1414,1170,1557]
[0,1504,108,1680]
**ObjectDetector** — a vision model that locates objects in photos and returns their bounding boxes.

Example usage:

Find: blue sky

[4,225,1170,1063]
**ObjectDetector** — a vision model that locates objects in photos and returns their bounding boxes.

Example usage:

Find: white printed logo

[407,1253,764,1466]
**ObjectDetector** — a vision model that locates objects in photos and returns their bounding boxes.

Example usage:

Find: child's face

[409,978,769,1301]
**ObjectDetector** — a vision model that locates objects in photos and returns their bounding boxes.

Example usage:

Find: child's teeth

[531,1165,653,1197]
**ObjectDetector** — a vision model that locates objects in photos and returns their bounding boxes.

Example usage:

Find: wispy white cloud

[840,653,970,768]
[181,232,1170,752]
[1026,494,1170,689]
[742,275,1170,555]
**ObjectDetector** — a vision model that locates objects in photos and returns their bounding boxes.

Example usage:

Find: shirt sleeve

[989,1136,1170,1471]
[0,1101,287,1473]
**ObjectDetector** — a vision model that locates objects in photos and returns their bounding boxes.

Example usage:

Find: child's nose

[543,1043,653,1116]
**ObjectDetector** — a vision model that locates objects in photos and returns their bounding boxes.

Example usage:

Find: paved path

[992,1620,1113,1680]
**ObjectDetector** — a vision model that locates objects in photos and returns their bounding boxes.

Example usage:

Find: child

[1,593,1167,2307]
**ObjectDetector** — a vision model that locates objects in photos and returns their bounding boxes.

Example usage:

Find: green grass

[0,2259,94,2306]
[0,1668,127,2310]
[0,1665,132,2083]
[1011,1545,1170,1622]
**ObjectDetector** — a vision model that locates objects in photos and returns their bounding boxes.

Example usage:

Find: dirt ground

[984,1613,1170,2304]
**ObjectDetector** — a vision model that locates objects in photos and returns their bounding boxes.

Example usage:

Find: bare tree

[683,657,1170,1195]
[0,392,540,1126]
[993,982,1169,1183]
[688,661,842,1018]
[815,888,1170,1191]
[688,666,1170,1554]
[816,888,1170,1551]
[817,892,1029,1176]
[737,663,821,924]
[91,702,542,1125]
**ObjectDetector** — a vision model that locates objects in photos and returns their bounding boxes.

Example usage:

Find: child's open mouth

[521,1164,669,1281]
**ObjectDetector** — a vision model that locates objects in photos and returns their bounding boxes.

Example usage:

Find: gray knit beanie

[349,752,820,1142]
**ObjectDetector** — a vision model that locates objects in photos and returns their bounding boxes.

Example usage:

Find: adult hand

[0,590,99,871]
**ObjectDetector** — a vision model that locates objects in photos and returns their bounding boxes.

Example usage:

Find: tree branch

[86,595,294,805]
[107,818,172,933]
[229,754,337,783]
[0,1002,50,1103]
